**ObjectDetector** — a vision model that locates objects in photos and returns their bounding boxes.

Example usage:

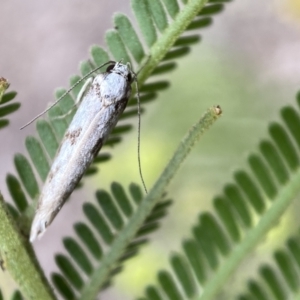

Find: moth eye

[127,73,132,82]
[106,64,115,72]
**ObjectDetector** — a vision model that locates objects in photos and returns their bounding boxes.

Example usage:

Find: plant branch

[137,0,208,85]
[0,193,56,300]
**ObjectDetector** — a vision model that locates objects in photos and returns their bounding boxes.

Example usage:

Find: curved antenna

[20,60,116,130]
[135,79,148,194]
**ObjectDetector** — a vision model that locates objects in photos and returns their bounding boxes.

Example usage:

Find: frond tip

[0,77,19,129]
[138,91,300,299]
[0,77,10,101]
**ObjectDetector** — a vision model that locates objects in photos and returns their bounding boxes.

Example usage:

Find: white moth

[30,61,135,242]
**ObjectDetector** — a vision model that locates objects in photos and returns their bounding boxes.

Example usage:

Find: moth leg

[53,77,94,120]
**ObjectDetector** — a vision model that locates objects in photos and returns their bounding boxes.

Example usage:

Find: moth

[29,61,136,242]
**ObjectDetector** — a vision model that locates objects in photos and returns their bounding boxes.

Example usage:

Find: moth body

[30,62,133,242]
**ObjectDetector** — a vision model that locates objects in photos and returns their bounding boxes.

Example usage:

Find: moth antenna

[20,60,116,130]
[135,79,148,194]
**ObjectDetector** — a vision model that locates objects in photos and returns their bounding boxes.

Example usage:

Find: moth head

[107,61,135,83]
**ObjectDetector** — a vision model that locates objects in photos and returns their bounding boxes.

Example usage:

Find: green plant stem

[0,193,56,300]
[137,0,208,85]
[79,106,222,300]
[198,168,300,300]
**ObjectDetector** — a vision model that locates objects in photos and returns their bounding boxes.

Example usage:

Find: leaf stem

[137,0,208,85]
[0,193,56,300]
[79,106,222,300]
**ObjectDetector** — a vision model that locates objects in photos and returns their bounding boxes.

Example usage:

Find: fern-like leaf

[51,183,172,300]
[237,232,300,300]
[0,78,19,129]
[41,103,220,300]
[137,90,300,299]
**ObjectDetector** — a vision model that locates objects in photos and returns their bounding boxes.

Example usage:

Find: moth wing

[30,73,107,241]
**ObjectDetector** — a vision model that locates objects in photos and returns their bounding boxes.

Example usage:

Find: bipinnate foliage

[2,0,300,300]
[136,92,300,300]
